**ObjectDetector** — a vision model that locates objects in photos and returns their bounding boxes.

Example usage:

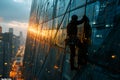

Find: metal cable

[53,0,72,41]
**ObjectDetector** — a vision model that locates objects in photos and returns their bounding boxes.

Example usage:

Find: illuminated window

[47,70,50,73]
[111,55,116,59]
[4,62,8,65]
[54,65,59,69]
[92,21,96,24]
[96,34,102,38]
[105,24,110,27]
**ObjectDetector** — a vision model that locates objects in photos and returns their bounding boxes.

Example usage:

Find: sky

[0,0,32,37]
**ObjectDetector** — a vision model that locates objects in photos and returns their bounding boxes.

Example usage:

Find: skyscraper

[9,28,13,34]
[23,0,120,80]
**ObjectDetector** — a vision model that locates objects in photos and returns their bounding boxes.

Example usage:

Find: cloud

[1,21,28,37]
[7,21,28,29]
[0,0,31,22]
[0,0,32,37]
[13,0,24,3]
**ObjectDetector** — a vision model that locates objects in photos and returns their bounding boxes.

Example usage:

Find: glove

[83,15,89,22]
[83,15,87,20]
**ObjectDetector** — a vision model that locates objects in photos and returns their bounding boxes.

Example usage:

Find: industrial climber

[66,14,88,70]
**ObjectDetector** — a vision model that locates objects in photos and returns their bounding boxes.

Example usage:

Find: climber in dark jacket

[66,15,87,70]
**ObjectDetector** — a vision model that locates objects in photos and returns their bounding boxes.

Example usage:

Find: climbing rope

[53,0,72,42]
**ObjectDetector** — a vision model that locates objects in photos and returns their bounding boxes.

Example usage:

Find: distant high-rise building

[19,31,25,45]
[0,26,2,33]
[20,31,23,37]
[0,32,13,78]
[9,28,13,34]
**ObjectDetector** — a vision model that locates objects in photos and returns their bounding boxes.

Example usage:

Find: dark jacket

[67,18,85,37]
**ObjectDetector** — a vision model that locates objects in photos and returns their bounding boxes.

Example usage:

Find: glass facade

[23,0,120,80]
